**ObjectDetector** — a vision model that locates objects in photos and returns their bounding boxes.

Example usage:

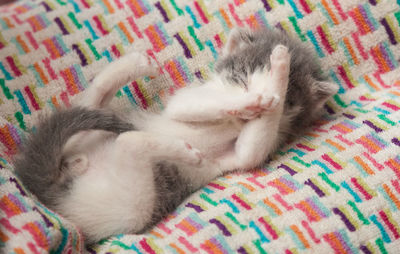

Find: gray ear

[223,27,253,56]
[312,81,338,108]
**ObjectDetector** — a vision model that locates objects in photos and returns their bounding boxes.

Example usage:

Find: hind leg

[78,52,158,109]
[110,131,203,172]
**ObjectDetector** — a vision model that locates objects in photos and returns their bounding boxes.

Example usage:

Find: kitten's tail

[13,107,134,206]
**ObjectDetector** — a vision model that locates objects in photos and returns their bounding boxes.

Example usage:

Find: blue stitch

[306,30,325,58]
[185,6,201,28]
[370,215,391,243]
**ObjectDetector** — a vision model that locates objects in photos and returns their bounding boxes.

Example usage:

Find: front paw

[224,93,279,120]
[260,94,280,111]
[270,45,290,77]
[181,141,203,165]
[128,51,159,77]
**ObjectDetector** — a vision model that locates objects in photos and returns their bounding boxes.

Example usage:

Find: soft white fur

[60,37,291,243]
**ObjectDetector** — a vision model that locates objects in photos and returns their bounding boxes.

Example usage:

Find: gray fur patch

[13,107,135,208]
[143,161,192,230]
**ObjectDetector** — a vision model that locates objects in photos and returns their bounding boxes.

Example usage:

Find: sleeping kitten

[14,28,337,244]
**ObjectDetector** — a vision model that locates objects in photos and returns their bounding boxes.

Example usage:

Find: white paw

[227,94,263,119]
[271,44,289,59]
[181,141,203,165]
[270,44,290,72]
[127,51,159,77]
[260,94,280,110]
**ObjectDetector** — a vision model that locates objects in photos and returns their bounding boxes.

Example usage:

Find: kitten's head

[216,27,338,139]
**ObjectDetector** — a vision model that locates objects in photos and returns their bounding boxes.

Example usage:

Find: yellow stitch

[280,20,293,37]
[371,119,388,131]
[219,31,227,44]
[47,0,56,9]
[105,247,119,253]
[321,23,336,50]
[192,201,207,211]
[136,79,152,107]
[13,54,26,74]
[342,63,357,86]
[242,244,254,254]
[115,43,125,56]
[200,68,209,80]
[0,31,6,46]
[366,242,376,254]
[305,0,314,11]
[237,193,255,207]
[218,216,237,235]
[340,205,359,229]
[302,141,317,149]
[267,0,275,9]
[197,0,212,20]
[146,238,163,253]
[356,176,376,197]
[327,152,347,168]
[180,31,196,57]
[312,177,331,196]
[387,99,400,107]
[285,162,304,173]
[213,180,229,188]
[98,14,110,32]
[161,0,174,21]
[29,85,44,109]
[79,43,92,65]
[386,16,400,44]
[60,16,71,34]
[383,208,400,234]
[262,216,282,236]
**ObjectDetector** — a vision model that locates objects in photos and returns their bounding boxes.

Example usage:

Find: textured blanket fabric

[0,0,400,253]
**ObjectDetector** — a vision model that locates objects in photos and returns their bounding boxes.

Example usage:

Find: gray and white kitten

[14,28,337,244]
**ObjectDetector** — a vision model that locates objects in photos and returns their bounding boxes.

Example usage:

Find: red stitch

[194,1,209,24]
[229,4,243,27]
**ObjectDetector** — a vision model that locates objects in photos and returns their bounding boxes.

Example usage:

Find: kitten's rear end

[14,108,135,208]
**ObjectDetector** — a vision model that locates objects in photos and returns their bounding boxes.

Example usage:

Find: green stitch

[0,79,13,99]
[378,114,396,126]
[347,200,370,225]
[288,16,306,41]
[50,227,68,254]
[225,212,247,230]
[85,38,102,60]
[169,0,184,15]
[376,238,388,254]
[394,11,400,27]
[333,94,348,108]
[292,156,311,167]
[253,239,267,254]
[68,12,82,29]
[56,0,67,5]
[200,193,218,206]
[188,26,204,51]
[111,240,131,250]
[318,172,340,192]
[14,112,26,130]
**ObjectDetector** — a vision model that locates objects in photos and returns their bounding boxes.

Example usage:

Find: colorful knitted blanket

[1,0,400,253]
